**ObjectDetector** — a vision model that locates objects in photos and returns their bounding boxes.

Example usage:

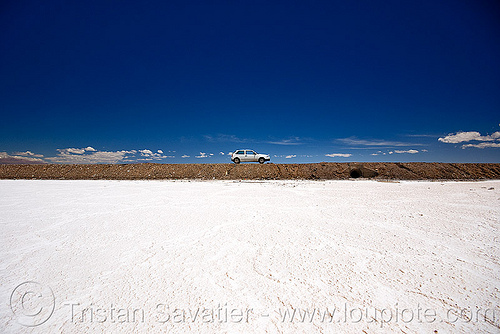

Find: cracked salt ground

[0,180,499,333]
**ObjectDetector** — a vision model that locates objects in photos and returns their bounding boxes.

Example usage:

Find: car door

[245,150,256,162]
[234,150,245,161]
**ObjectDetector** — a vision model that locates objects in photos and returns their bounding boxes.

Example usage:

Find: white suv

[231,150,270,164]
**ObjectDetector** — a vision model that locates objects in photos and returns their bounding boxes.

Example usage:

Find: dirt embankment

[1,163,500,180]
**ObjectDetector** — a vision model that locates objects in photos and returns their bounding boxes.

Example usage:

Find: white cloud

[157,150,163,154]
[59,148,86,154]
[181,155,190,158]
[12,151,44,158]
[371,150,390,156]
[285,155,296,159]
[46,150,133,164]
[204,134,245,143]
[0,152,45,163]
[267,137,302,145]
[56,147,97,154]
[137,149,173,160]
[337,137,420,147]
[204,133,306,146]
[462,142,500,149]
[405,134,437,138]
[394,150,419,154]
[371,149,423,156]
[195,152,209,158]
[438,131,500,143]
[325,153,352,158]
[439,130,500,149]
[139,149,154,156]
[4,147,179,164]
[219,152,225,155]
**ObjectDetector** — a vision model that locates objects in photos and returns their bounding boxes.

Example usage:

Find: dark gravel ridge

[1,163,500,180]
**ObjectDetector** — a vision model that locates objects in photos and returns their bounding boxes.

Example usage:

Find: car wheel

[234,158,240,164]
[258,157,265,164]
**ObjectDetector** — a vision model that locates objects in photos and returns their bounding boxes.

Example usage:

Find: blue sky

[1,0,499,164]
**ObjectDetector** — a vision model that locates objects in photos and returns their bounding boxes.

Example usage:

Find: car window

[236,151,244,154]
[246,151,255,155]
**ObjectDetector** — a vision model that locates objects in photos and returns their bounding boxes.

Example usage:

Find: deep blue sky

[1,0,499,163]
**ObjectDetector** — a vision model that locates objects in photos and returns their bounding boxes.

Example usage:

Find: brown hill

[1,163,500,180]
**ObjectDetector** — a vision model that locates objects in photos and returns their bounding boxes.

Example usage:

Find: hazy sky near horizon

[1,0,499,163]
